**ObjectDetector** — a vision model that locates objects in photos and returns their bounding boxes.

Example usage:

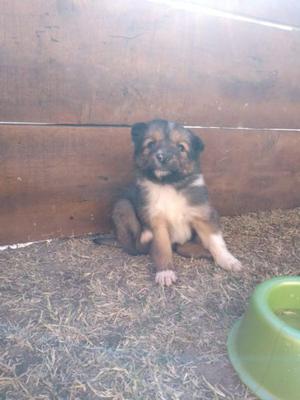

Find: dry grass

[0,208,299,399]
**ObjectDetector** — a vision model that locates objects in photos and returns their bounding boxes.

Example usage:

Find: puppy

[112,119,242,286]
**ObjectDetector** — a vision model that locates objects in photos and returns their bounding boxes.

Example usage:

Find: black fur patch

[184,185,209,205]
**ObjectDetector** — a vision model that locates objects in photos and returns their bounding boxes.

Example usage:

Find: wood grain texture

[1,0,300,128]
[0,125,299,245]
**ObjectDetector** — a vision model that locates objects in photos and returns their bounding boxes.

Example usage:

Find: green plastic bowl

[227,276,300,400]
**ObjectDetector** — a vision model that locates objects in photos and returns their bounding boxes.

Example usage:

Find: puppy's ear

[190,131,205,154]
[131,122,148,150]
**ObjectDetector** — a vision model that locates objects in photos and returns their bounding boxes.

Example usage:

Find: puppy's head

[131,119,204,183]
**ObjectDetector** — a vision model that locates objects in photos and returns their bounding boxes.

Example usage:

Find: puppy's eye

[146,141,156,150]
[177,143,186,152]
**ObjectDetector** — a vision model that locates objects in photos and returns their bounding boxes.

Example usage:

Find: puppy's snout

[155,150,171,164]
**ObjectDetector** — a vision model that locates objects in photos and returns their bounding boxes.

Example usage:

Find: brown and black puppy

[112,119,242,286]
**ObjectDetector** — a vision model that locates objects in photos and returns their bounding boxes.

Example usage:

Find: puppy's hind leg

[112,199,149,255]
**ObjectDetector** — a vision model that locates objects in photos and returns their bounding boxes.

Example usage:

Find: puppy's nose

[156,151,171,164]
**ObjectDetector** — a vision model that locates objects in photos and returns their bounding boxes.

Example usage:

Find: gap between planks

[0,122,300,132]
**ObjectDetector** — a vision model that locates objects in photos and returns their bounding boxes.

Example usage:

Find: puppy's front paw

[228,258,243,272]
[155,270,177,286]
[217,254,243,272]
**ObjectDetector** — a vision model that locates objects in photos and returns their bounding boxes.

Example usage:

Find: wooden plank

[202,129,300,214]
[1,0,300,128]
[0,126,133,245]
[0,125,299,245]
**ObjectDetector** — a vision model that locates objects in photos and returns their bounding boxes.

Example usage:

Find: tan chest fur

[140,180,198,244]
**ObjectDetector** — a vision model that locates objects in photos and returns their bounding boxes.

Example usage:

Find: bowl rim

[252,276,300,339]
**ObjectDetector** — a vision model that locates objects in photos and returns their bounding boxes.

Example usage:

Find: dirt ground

[0,208,299,400]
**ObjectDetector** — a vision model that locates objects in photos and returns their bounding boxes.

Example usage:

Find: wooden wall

[2,0,300,127]
[0,0,299,244]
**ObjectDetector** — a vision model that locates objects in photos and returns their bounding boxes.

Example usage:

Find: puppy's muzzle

[155,150,172,165]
